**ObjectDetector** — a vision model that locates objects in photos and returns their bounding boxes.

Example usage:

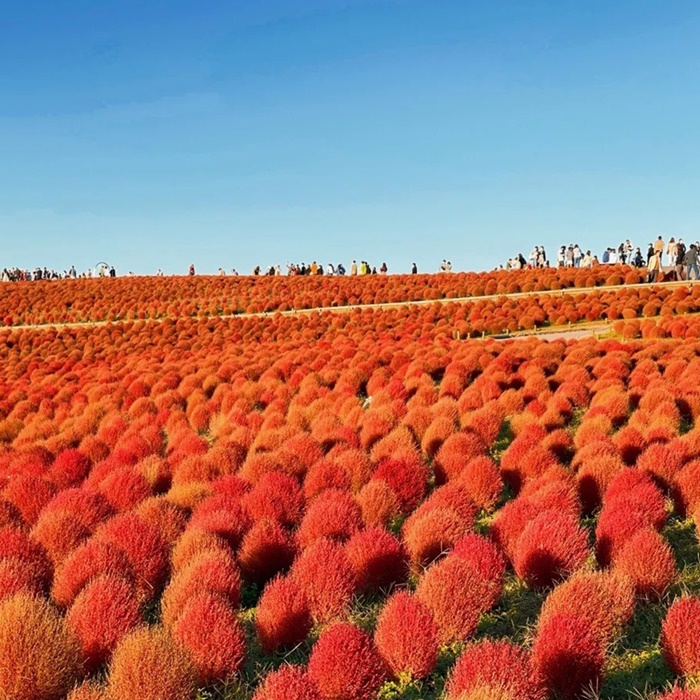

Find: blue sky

[2,0,700,274]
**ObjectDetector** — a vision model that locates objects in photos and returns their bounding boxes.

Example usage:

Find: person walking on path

[653,236,665,263]
[647,250,661,283]
[684,244,699,281]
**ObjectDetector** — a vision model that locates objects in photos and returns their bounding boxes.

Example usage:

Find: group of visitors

[1,264,117,282]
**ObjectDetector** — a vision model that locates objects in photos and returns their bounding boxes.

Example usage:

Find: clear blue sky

[2,0,700,275]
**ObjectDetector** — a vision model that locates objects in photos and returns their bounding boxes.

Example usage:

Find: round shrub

[434,431,488,484]
[372,457,428,514]
[453,533,506,609]
[446,639,544,700]
[66,575,142,671]
[0,593,81,700]
[532,611,605,699]
[170,529,231,572]
[172,592,246,683]
[538,571,634,647]
[256,576,312,653]
[513,511,590,590]
[416,555,494,644]
[308,623,386,700]
[595,507,650,567]
[52,539,135,608]
[95,514,169,598]
[662,597,700,678]
[252,664,322,700]
[404,506,472,568]
[356,480,399,527]
[31,510,91,565]
[108,626,197,700]
[242,471,305,527]
[0,525,52,588]
[456,456,502,511]
[345,526,407,593]
[374,591,438,680]
[614,528,678,599]
[238,518,296,584]
[0,558,45,601]
[297,489,363,547]
[187,495,250,549]
[290,538,356,623]
[161,550,241,628]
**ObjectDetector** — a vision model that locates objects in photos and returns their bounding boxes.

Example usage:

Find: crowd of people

[192,260,418,277]
[1,264,118,282]
[507,236,700,281]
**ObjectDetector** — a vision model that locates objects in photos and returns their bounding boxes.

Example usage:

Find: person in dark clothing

[188,264,195,276]
[647,244,654,263]
[676,239,687,280]
[109,266,116,278]
[411,262,418,274]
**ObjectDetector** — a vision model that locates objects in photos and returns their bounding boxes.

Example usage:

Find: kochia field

[1,271,700,700]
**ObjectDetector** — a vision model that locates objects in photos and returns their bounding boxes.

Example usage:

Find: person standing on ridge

[411,262,418,274]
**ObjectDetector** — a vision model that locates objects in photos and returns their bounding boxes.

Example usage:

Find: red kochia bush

[108,626,197,700]
[434,431,488,483]
[172,592,246,683]
[513,511,590,590]
[453,533,506,609]
[95,514,169,597]
[47,449,92,489]
[662,597,700,678]
[290,538,356,623]
[66,575,142,671]
[672,459,700,518]
[30,511,91,565]
[614,528,678,599]
[187,495,250,549]
[252,665,322,700]
[356,480,400,527]
[455,456,502,511]
[0,593,82,700]
[0,558,45,601]
[0,526,52,588]
[241,471,305,526]
[533,612,605,699]
[403,506,472,568]
[374,591,438,680]
[416,555,494,644]
[238,518,296,584]
[345,526,407,593]
[638,442,684,491]
[297,489,363,547]
[161,550,241,628]
[372,456,428,514]
[446,639,544,700]
[52,539,135,608]
[308,623,386,700]
[2,474,56,526]
[604,469,667,529]
[538,571,635,647]
[255,576,312,653]
[595,507,650,567]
